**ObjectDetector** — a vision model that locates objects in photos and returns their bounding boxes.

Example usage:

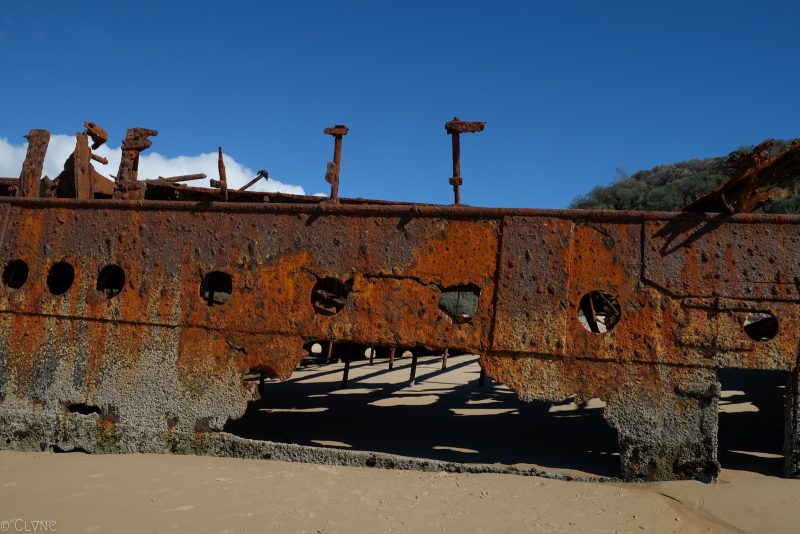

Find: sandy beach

[2,451,799,533]
[1,354,798,533]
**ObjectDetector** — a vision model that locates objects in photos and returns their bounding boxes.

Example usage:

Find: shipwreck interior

[225,350,788,478]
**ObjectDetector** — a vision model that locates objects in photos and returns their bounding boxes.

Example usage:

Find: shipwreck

[0,119,799,482]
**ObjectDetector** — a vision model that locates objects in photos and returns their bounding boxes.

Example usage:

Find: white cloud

[0,136,27,177]
[0,134,305,195]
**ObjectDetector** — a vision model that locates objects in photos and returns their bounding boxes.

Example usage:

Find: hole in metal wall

[200,271,233,306]
[438,284,481,323]
[66,403,102,415]
[224,351,620,478]
[717,368,786,476]
[577,290,621,333]
[311,277,353,315]
[47,262,75,295]
[96,264,125,299]
[2,259,28,290]
[743,312,779,342]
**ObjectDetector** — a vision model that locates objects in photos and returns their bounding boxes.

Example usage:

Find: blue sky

[1,1,798,208]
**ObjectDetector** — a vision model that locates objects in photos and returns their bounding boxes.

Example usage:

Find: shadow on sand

[225,355,788,478]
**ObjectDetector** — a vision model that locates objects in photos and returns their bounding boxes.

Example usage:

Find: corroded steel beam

[151,173,208,183]
[17,130,50,198]
[0,125,799,484]
[324,125,348,202]
[684,139,800,213]
[83,121,108,149]
[114,128,157,199]
[238,170,268,192]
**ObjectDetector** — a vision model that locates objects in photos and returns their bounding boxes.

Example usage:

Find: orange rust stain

[177,327,304,385]
[14,209,45,263]
[185,249,314,335]
[412,220,499,287]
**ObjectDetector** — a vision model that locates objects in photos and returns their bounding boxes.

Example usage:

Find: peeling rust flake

[1,121,800,483]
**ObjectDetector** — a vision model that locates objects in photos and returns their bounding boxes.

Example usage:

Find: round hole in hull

[47,262,75,295]
[577,291,621,333]
[97,264,125,299]
[2,259,29,290]
[200,271,233,306]
[743,312,778,342]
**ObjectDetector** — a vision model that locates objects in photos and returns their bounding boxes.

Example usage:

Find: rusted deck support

[409,350,419,385]
[17,130,50,198]
[114,128,157,199]
[341,354,351,389]
[324,125,348,202]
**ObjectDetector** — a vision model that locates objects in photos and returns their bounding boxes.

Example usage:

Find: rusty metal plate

[491,217,571,355]
[644,219,800,300]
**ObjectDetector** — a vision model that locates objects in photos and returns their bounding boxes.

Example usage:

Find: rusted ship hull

[0,196,798,482]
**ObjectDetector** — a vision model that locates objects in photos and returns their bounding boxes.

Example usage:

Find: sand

[2,452,799,533]
[1,354,798,533]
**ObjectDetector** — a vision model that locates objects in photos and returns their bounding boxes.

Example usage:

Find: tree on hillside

[569,142,800,213]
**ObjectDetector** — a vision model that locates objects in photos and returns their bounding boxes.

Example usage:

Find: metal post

[445,118,485,205]
[324,125,349,202]
[450,132,461,204]
[327,340,335,364]
[341,354,351,389]
[217,147,228,201]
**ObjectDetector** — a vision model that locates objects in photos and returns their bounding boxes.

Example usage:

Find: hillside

[569,141,800,213]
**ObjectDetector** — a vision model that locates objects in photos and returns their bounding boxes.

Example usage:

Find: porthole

[311,277,352,315]
[577,290,621,333]
[438,284,481,323]
[2,259,29,290]
[97,264,125,299]
[47,262,75,295]
[743,312,778,342]
[200,271,232,306]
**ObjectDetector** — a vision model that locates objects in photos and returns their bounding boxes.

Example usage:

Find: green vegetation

[569,142,800,213]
